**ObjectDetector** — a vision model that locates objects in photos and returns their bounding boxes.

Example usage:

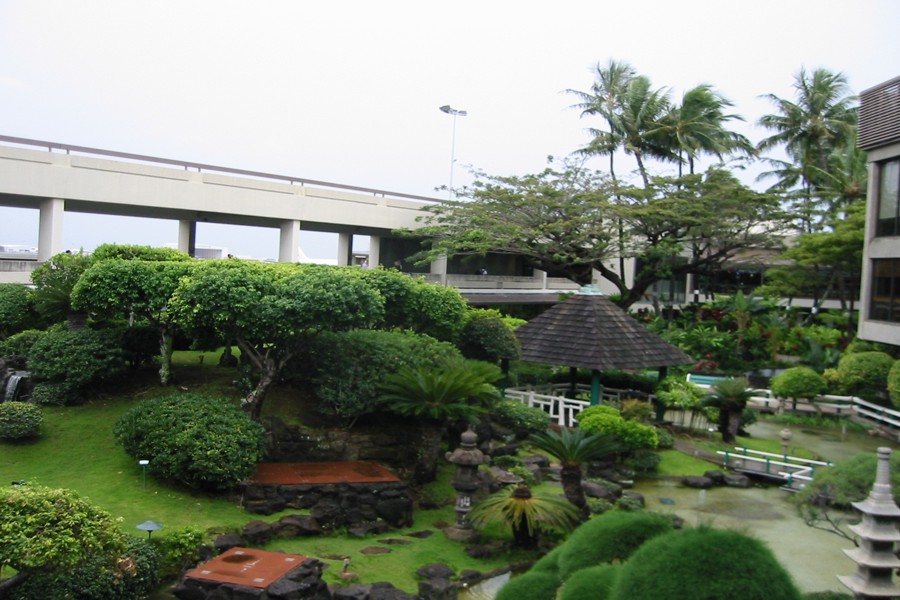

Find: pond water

[460,421,900,598]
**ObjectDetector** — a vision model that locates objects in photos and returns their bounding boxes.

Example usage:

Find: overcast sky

[1,0,898,260]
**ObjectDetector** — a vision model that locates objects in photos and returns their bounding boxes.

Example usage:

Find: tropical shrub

[289,329,461,421]
[655,376,705,411]
[495,571,562,600]
[888,360,900,407]
[655,427,674,449]
[30,381,80,406]
[491,454,522,470]
[576,406,658,451]
[556,510,673,579]
[559,565,619,600]
[0,283,35,339]
[457,308,521,362]
[794,451,900,508]
[610,527,801,600]
[28,328,126,397]
[156,526,206,578]
[0,329,46,367]
[0,401,42,440]
[770,367,828,408]
[379,358,502,423]
[113,393,266,491]
[836,351,894,402]
[492,399,550,438]
[8,537,161,600]
[469,484,580,550]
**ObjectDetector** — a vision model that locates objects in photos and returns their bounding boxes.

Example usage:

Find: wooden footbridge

[716,447,833,492]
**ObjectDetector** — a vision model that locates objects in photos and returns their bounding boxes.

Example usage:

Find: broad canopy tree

[410,161,784,309]
[71,259,194,385]
[171,261,384,420]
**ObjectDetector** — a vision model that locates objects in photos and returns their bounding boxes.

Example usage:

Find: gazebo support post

[591,369,602,406]
[568,366,578,398]
[500,358,510,398]
[654,366,669,421]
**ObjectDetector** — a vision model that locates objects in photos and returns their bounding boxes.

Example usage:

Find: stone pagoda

[839,447,900,599]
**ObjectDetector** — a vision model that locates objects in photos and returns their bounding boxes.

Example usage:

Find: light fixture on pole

[138,459,149,489]
[439,105,467,199]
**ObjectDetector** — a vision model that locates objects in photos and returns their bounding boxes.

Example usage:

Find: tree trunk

[560,465,588,519]
[512,517,539,549]
[158,328,175,386]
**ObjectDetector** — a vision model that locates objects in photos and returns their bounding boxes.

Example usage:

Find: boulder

[241,520,273,546]
[274,514,322,538]
[682,475,715,489]
[723,473,751,488]
[416,563,456,579]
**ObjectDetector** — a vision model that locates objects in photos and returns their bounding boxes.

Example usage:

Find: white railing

[716,447,832,491]
[504,389,591,427]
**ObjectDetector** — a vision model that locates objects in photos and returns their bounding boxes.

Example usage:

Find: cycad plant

[529,427,620,518]
[378,358,502,423]
[701,377,753,443]
[468,483,580,549]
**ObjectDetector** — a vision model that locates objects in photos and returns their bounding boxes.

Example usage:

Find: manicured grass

[656,449,713,477]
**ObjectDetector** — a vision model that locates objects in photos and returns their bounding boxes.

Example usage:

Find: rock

[682,475,715,489]
[405,530,434,539]
[582,480,616,500]
[723,473,751,488]
[416,563,456,579]
[375,497,413,528]
[621,491,645,508]
[275,514,322,538]
[241,520,273,546]
[332,584,371,599]
[230,585,265,599]
[521,453,550,469]
[417,577,455,600]
[212,533,240,554]
[489,466,523,486]
[368,582,414,600]
[704,470,727,485]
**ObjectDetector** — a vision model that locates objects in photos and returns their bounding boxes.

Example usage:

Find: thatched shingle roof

[515,292,695,371]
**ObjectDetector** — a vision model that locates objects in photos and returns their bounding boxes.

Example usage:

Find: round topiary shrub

[559,564,619,600]
[31,381,81,407]
[609,527,801,600]
[889,361,900,408]
[457,309,521,362]
[557,510,673,579]
[28,328,125,395]
[113,393,266,491]
[770,366,827,409]
[493,399,551,438]
[495,571,562,600]
[529,544,564,575]
[0,401,43,440]
[836,351,895,402]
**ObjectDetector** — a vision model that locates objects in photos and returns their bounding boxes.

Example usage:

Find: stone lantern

[838,447,900,599]
[444,426,485,542]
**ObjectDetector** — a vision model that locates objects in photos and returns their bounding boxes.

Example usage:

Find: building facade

[859,75,900,346]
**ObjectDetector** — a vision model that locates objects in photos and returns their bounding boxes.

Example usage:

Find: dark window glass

[870,258,900,322]
[876,160,900,237]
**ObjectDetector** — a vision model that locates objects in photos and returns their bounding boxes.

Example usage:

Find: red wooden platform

[185,547,307,588]
[249,461,400,485]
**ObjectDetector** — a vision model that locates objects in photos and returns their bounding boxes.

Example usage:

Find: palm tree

[654,84,755,176]
[615,75,676,187]
[528,427,620,518]
[467,483,580,549]
[757,67,857,231]
[701,377,753,444]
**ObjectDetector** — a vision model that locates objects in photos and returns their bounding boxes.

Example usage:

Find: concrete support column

[279,220,301,263]
[368,235,381,267]
[431,254,448,285]
[38,198,64,262]
[337,232,352,266]
[178,220,197,257]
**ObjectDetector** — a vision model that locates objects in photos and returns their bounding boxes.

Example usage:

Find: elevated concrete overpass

[0,135,436,269]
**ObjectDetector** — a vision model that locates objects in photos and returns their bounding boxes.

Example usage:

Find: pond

[461,420,900,598]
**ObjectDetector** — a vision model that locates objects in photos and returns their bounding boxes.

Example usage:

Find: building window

[876,159,900,236]
[870,258,900,322]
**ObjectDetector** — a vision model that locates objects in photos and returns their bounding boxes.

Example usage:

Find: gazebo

[514,286,694,406]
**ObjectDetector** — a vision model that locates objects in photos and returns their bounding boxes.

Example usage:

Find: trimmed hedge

[28,328,125,396]
[559,564,619,600]
[113,393,266,491]
[492,399,551,438]
[557,510,673,579]
[495,571,562,600]
[837,351,894,402]
[610,527,801,600]
[0,401,43,440]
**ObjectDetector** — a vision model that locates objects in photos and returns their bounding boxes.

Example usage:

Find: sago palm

[701,377,753,444]
[468,483,580,549]
[378,358,502,423]
[529,427,620,518]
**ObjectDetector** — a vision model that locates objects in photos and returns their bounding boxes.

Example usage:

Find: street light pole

[439,105,467,199]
